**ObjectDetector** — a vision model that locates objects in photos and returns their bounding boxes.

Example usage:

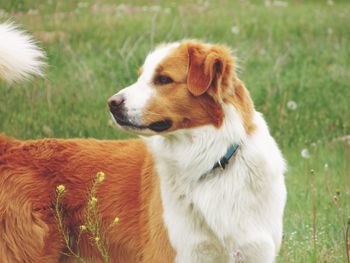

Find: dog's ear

[187,43,232,98]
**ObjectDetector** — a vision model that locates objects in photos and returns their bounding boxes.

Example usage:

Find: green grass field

[0,0,349,262]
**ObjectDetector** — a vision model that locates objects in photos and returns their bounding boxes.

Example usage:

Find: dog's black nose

[108,94,128,125]
[108,94,125,111]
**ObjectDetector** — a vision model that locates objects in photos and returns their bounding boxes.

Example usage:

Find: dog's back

[0,134,12,155]
[0,136,173,262]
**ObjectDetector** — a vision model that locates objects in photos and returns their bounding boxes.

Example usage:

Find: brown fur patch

[142,41,255,133]
[224,79,256,134]
[0,135,174,262]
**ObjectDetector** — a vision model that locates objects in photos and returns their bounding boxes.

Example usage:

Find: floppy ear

[187,45,226,97]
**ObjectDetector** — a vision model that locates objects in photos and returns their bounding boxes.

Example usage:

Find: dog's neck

[144,104,248,181]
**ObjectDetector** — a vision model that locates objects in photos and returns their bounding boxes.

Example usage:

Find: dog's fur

[0,23,45,82]
[0,24,286,263]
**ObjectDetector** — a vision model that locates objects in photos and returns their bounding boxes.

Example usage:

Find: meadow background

[0,0,349,262]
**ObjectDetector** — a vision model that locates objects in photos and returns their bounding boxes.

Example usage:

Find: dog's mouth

[147,120,173,132]
[114,116,172,132]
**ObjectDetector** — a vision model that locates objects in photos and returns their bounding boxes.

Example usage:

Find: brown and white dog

[0,24,286,263]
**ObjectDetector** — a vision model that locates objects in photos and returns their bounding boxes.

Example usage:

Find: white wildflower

[324,163,329,170]
[301,148,310,159]
[273,1,288,8]
[327,0,334,6]
[231,26,240,35]
[287,100,297,110]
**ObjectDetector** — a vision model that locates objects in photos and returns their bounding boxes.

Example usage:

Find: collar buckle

[199,143,239,181]
[211,143,239,171]
[218,157,228,170]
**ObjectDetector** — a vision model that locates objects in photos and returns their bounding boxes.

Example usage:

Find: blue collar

[212,143,239,170]
[199,143,239,181]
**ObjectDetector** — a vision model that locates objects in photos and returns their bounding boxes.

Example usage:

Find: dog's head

[108,40,255,135]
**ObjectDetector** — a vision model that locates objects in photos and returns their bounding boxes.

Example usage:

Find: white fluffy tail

[0,23,46,82]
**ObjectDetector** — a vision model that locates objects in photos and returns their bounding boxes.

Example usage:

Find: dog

[0,24,287,263]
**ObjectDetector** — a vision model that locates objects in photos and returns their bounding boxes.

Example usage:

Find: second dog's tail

[0,23,45,82]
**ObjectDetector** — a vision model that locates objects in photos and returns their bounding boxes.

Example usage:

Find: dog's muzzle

[107,95,172,132]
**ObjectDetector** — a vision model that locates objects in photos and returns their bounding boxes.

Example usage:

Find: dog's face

[108,41,255,135]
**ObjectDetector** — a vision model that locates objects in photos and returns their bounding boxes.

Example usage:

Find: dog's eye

[154,75,173,85]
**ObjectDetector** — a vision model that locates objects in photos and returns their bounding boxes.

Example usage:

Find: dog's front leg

[162,200,228,263]
[237,237,276,263]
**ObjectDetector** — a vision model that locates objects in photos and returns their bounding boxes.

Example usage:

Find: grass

[0,0,349,262]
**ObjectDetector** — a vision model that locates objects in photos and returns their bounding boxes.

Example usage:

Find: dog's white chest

[157,160,248,262]
[146,110,286,263]
[158,159,285,263]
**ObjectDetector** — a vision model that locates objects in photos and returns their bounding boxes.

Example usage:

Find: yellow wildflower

[90,197,98,206]
[56,184,65,193]
[96,171,105,183]
[113,217,120,225]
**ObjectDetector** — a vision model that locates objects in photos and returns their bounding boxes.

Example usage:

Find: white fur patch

[115,43,180,123]
[140,42,180,83]
[0,23,45,82]
[144,104,287,263]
